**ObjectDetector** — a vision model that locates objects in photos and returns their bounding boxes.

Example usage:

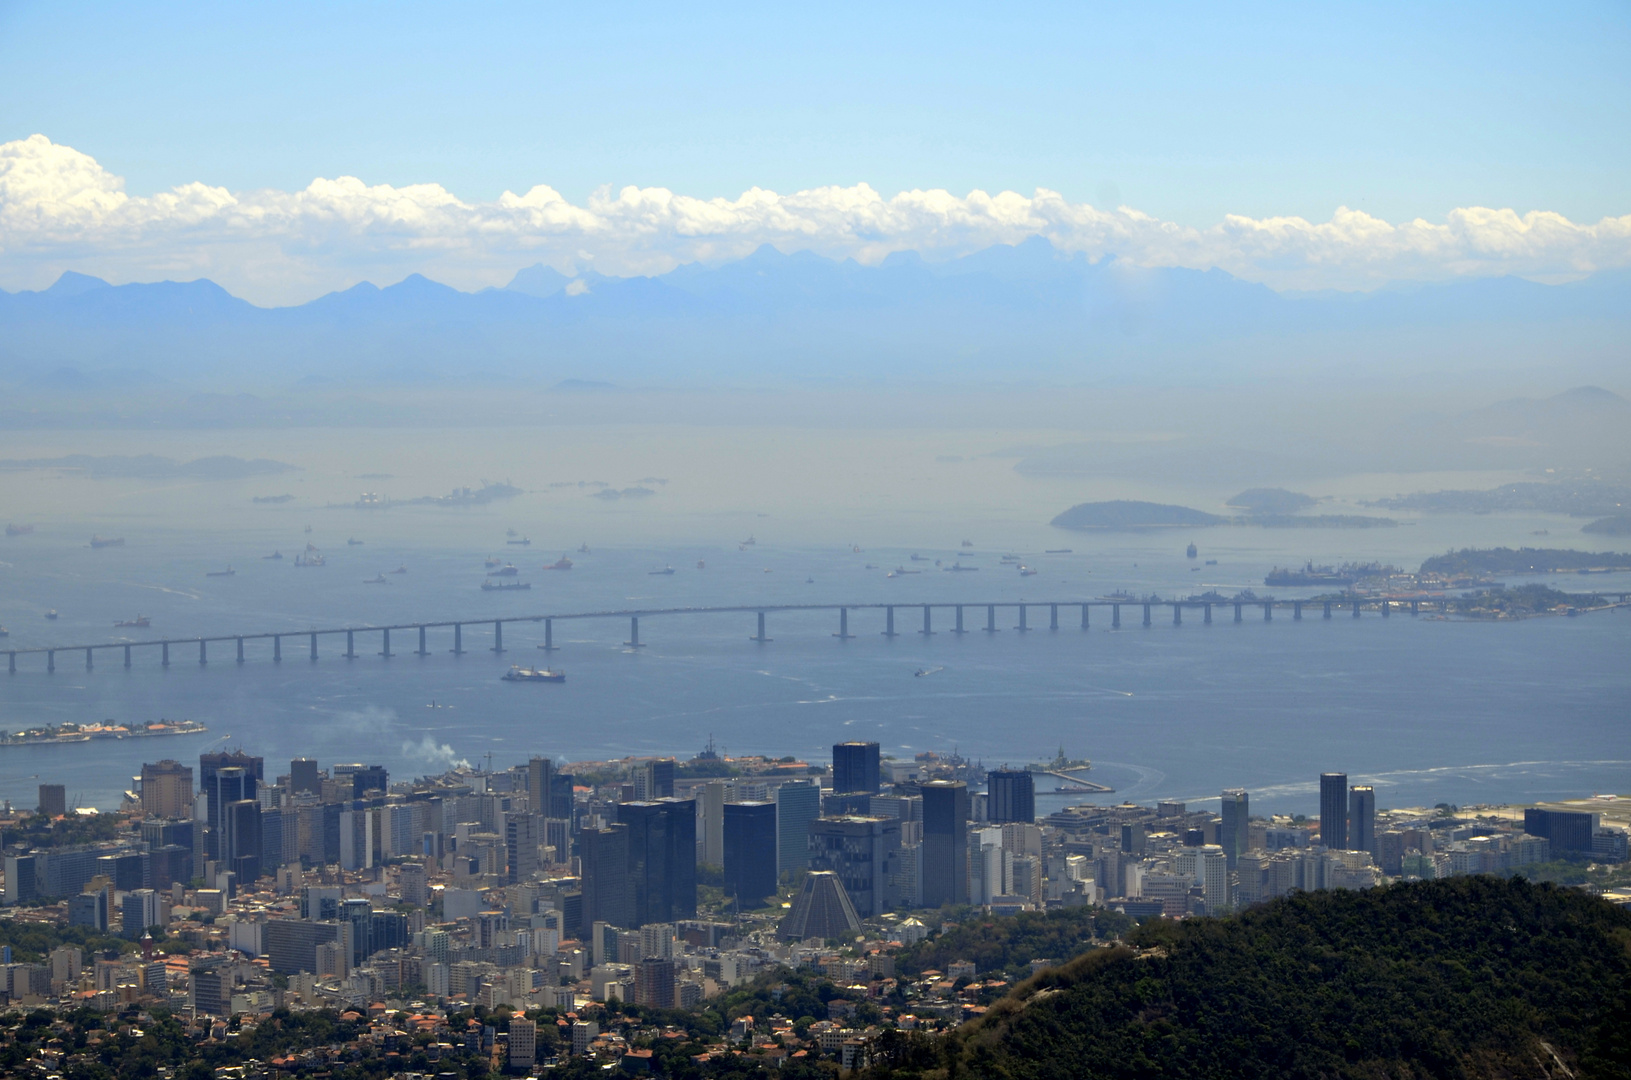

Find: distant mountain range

[2,238,1628,389]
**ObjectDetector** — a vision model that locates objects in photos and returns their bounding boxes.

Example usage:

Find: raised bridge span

[5,595,1481,674]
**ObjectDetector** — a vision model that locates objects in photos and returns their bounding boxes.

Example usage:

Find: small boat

[805,576,814,583]
[1045,549,1072,554]
[507,537,532,546]
[347,538,363,546]
[649,566,675,575]
[1000,555,1020,563]
[1205,559,1218,566]
[944,563,978,572]
[485,555,503,568]
[389,565,408,574]
[45,610,58,620]
[114,616,151,628]
[364,573,389,584]
[1186,542,1198,559]
[0,627,8,638]
[914,666,943,677]
[910,554,930,562]
[961,540,973,547]
[503,665,565,683]
[1019,566,1037,576]
[482,580,531,591]
[741,535,757,546]
[5,524,34,537]
[892,565,922,575]
[578,543,591,553]
[852,545,862,553]
[865,564,879,570]
[263,551,283,560]
[544,556,573,570]
[303,524,312,533]
[507,528,517,537]
[90,535,125,548]
[696,560,706,570]
[206,566,236,577]
[488,564,520,577]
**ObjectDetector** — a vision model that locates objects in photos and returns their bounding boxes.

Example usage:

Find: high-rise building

[528,757,554,816]
[140,760,193,819]
[508,1016,537,1068]
[1348,786,1376,855]
[1220,789,1249,870]
[698,782,728,867]
[1523,808,1596,854]
[202,752,262,859]
[617,799,697,926]
[986,769,1036,824]
[121,889,162,939]
[506,812,543,884]
[634,957,676,1008]
[723,801,778,909]
[1319,773,1348,850]
[351,765,388,798]
[920,780,969,908]
[341,897,374,968]
[290,758,320,796]
[580,825,634,938]
[37,784,66,818]
[222,799,263,884]
[808,815,902,918]
[398,862,428,907]
[832,742,881,795]
[266,919,341,974]
[634,759,676,801]
[776,780,821,876]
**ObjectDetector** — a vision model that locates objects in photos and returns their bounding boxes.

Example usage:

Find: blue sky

[1,1,1628,302]
[3,0,1627,223]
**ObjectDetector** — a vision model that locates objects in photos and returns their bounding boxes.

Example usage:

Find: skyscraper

[1319,773,1348,851]
[617,799,697,926]
[808,815,901,918]
[1348,785,1376,855]
[723,801,778,909]
[920,780,969,908]
[222,799,263,884]
[986,769,1036,824]
[832,742,881,795]
[506,812,543,884]
[140,760,194,819]
[351,765,388,798]
[776,779,821,876]
[528,757,554,815]
[579,825,633,938]
[202,751,262,858]
[290,758,320,796]
[1220,788,1249,870]
[37,784,66,818]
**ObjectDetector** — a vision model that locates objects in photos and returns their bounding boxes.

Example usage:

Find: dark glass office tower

[579,824,633,938]
[1220,788,1249,869]
[921,780,969,907]
[1348,785,1376,855]
[1320,773,1348,850]
[528,757,553,815]
[723,801,778,909]
[290,758,320,795]
[832,741,881,795]
[617,798,697,926]
[986,769,1036,824]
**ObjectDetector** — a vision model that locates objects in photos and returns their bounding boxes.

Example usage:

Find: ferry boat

[206,566,235,577]
[487,564,520,577]
[5,524,34,537]
[481,580,531,592]
[114,615,151,628]
[502,665,565,683]
[544,556,573,570]
[90,535,125,548]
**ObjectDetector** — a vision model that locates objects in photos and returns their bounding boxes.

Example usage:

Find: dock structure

[5,594,1621,675]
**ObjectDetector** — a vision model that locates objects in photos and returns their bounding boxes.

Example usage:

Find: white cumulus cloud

[2,133,1629,305]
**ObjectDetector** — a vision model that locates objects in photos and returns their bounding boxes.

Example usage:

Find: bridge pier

[985,605,999,633]
[626,616,644,648]
[124,644,131,668]
[1081,603,1089,629]
[7,652,14,675]
[955,606,967,634]
[199,639,207,665]
[1264,603,1272,622]
[1204,603,1212,625]
[237,637,245,663]
[1016,605,1029,632]
[920,605,934,636]
[1352,600,1360,619]
[163,642,170,667]
[380,629,392,658]
[752,612,771,642]
[1323,601,1332,620]
[1172,603,1181,626]
[345,630,356,659]
[310,633,317,661]
[1234,602,1243,624]
[47,650,54,673]
[1050,604,1059,631]
[492,621,505,654]
[417,626,429,655]
[1112,603,1121,629]
[1410,600,1419,616]
[273,636,281,662]
[540,618,556,651]
[85,647,93,671]
[451,624,464,655]
[882,606,897,638]
[1294,602,1302,621]
[1381,600,1390,618]
[1142,603,1151,628]
[834,608,854,639]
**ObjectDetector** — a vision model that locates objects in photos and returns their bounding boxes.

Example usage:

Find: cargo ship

[544,555,573,570]
[206,566,235,577]
[502,666,565,683]
[114,615,151,628]
[481,580,531,591]
[1,719,208,746]
[487,564,520,577]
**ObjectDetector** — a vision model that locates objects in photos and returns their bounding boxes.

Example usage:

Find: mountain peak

[46,270,112,297]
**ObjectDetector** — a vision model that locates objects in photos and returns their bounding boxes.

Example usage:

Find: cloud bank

[3,133,1630,306]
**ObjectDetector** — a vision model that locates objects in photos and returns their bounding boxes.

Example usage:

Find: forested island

[1050,500,1394,531]
[1420,547,1631,575]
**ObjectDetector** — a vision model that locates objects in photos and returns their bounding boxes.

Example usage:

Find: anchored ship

[502,665,565,683]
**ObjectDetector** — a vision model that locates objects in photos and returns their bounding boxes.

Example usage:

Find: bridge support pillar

[1264,603,1272,622]
[380,629,392,658]
[1081,603,1090,629]
[834,608,854,639]
[540,618,557,651]
[163,642,170,667]
[451,624,464,655]
[882,606,897,638]
[1352,600,1360,619]
[1323,601,1332,620]
[1204,603,1212,625]
[124,644,132,668]
[1112,604,1121,629]
[1173,604,1181,626]
[47,650,54,673]
[752,612,771,642]
[1142,603,1151,628]
[345,630,356,659]
[626,616,644,648]
[920,605,934,635]
[1234,603,1243,624]
[1381,600,1390,618]
[955,605,967,634]
[86,647,93,670]
[492,621,505,653]
[309,633,317,661]
[986,605,999,633]
[7,652,14,675]
[417,626,428,655]
[1294,602,1302,621]
[1050,604,1059,630]
[1016,605,1029,632]
[1411,600,1419,616]
[273,636,281,662]
[199,639,207,665]
[236,637,245,663]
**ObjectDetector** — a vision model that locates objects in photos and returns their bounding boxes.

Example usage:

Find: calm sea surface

[1,425,1626,815]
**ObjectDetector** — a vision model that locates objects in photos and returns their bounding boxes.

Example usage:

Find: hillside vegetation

[864,877,1631,1079]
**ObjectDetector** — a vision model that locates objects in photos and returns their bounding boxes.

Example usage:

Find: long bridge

[3,595,1501,675]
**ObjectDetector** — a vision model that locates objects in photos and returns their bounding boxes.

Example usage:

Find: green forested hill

[867,877,1631,1079]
